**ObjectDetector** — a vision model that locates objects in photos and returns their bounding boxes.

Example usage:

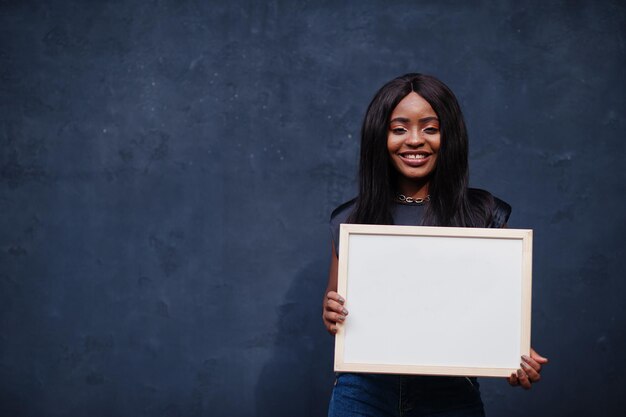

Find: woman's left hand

[507,348,548,390]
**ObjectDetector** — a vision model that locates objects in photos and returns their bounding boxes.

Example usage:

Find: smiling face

[387,92,441,197]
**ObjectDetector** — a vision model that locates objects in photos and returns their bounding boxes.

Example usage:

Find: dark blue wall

[2,1,625,416]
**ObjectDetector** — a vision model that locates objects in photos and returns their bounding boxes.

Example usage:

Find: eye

[423,127,439,134]
[391,127,407,135]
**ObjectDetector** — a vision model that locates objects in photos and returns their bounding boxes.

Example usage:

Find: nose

[405,128,424,147]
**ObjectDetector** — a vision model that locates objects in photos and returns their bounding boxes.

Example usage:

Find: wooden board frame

[334,224,533,377]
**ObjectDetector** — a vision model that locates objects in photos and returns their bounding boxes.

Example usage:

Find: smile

[401,154,427,160]
[398,152,432,167]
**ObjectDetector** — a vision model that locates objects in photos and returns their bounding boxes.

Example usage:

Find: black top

[329,191,511,257]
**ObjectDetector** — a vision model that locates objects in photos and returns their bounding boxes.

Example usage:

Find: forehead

[390,92,436,118]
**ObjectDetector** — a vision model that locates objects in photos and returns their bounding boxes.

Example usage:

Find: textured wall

[1,1,625,416]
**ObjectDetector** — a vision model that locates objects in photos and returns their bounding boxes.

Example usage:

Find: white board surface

[334,224,532,377]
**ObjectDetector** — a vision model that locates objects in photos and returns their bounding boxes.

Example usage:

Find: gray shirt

[329,192,511,257]
[330,201,427,257]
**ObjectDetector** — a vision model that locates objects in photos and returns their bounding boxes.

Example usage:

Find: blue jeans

[328,373,485,417]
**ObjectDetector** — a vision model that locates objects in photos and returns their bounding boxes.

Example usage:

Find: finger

[530,348,549,364]
[324,311,347,324]
[522,355,542,372]
[326,299,349,315]
[520,361,541,383]
[326,291,345,305]
[322,316,339,334]
[517,369,531,390]
[324,310,347,324]
[508,372,519,386]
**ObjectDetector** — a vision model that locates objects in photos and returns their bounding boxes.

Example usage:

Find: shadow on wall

[255,258,335,417]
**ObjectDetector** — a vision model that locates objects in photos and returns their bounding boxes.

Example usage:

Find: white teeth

[403,154,426,159]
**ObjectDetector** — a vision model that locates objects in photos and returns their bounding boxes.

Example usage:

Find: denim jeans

[328,373,485,417]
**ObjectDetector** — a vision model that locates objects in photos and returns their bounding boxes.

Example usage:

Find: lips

[398,151,431,167]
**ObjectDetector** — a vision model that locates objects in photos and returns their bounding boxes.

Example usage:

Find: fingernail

[342,308,349,315]
[522,355,530,361]
[338,315,345,321]
[338,297,345,303]
[517,369,523,377]
[520,362,528,369]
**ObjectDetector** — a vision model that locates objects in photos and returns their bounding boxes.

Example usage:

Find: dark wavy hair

[348,73,493,227]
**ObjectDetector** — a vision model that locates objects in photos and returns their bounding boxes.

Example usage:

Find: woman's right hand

[322,291,349,335]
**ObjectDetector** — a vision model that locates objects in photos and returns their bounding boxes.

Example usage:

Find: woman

[322,73,548,416]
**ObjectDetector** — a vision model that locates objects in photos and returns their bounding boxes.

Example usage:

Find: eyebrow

[389,116,439,124]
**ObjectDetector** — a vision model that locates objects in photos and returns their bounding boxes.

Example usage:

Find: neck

[396,177,430,199]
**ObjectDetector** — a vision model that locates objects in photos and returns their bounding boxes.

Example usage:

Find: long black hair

[348,73,494,227]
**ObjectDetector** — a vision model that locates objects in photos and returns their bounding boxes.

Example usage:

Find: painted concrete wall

[1,1,624,416]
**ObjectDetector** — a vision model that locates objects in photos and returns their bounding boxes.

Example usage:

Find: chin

[395,167,436,182]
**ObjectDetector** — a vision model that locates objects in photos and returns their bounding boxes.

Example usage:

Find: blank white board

[334,224,533,377]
